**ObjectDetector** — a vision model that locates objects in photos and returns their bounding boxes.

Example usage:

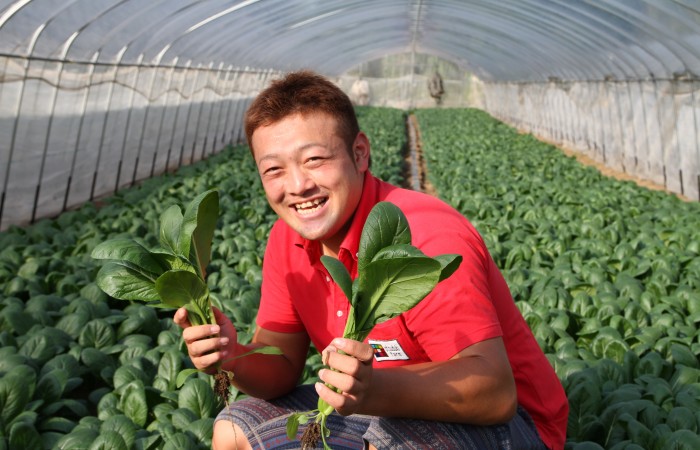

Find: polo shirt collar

[337,170,378,262]
[292,171,378,266]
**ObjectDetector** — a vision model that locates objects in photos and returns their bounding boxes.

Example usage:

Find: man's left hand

[317,338,375,416]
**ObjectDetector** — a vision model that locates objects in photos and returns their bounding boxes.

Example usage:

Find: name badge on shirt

[368,339,409,362]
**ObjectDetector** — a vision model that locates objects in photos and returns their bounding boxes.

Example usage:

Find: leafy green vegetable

[289,201,462,449]
[91,189,282,409]
[2,107,700,448]
[92,190,219,326]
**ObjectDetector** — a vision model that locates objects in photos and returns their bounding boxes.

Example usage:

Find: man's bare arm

[176,307,310,400]
[318,336,517,425]
[229,327,310,399]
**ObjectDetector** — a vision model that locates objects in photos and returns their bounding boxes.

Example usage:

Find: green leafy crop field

[0,107,407,449]
[415,108,700,450]
[0,106,697,449]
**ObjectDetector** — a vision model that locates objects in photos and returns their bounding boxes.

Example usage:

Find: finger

[191,351,226,372]
[332,338,374,364]
[212,307,237,337]
[181,324,221,344]
[315,381,352,414]
[173,307,192,329]
[321,344,338,366]
[187,335,230,358]
[324,351,369,378]
[319,368,356,394]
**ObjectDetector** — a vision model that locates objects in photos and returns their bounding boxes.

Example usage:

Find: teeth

[295,198,325,215]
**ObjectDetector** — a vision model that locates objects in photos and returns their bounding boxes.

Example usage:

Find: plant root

[300,422,322,449]
[214,370,234,404]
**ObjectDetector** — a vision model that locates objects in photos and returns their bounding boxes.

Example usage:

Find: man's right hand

[173,306,238,373]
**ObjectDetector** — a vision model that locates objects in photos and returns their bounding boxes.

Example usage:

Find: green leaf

[100,415,137,449]
[79,319,117,349]
[670,344,699,369]
[36,369,68,404]
[88,430,129,450]
[159,205,184,256]
[370,244,424,261]
[357,201,411,271]
[39,416,77,433]
[171,407,198,431]
[219,346,285,365]
[95,263,161,302]
[119,380,148,427]
[189,418,215,445]
[91,238,165,275]
[286,412,302,440]
[352,256,442,338]
[97,392,119,421]
[667,407,697,433]
[571,442,605,450]
[660,429,700,450]
[157,348,183,388]
[178,378,217,419]
[113,365,150,393]
[180,190,219,277]
[0,365,36,425]
[434,254,463,281]
[54,429,100,450]
[134,434,161,450]
[175,368,200,388]
[155,269,208,307]
[163,432,197,450]
[8,422,42,450]
[321,255,353,303]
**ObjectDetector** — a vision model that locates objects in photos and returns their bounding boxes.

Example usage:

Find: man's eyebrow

[257,142,329,163]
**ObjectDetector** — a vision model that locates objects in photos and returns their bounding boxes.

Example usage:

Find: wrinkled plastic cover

[0,0,698,81]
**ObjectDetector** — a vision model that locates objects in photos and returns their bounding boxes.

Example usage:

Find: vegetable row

[0,107,407,449]
[414,108,700,450]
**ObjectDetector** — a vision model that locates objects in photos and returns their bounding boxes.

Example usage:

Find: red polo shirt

[257,172,568,450]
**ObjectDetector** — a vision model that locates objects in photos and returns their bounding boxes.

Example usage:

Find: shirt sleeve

[255,222,306,333]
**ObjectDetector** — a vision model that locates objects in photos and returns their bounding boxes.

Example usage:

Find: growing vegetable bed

[0,107,407,449]
[4,104,697,450]
[414,108,700,450]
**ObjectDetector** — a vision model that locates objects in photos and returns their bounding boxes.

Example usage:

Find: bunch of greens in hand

[91,189,280,404]
[288,201,463,449]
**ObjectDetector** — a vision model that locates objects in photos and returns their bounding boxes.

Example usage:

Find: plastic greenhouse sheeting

[1,0,698,80]
[1,0,699,229]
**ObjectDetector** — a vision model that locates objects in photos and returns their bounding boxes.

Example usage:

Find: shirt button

[336,310,343,317]
[325,276,331,282]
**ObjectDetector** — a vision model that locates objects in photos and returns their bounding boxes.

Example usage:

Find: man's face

[252,112,369,256]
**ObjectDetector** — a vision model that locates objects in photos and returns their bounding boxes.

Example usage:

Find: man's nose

[288,166,313,194]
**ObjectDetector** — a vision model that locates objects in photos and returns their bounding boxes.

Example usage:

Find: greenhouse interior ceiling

[1,0,699,229]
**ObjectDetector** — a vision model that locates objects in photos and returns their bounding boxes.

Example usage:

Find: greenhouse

[0,1,699,449]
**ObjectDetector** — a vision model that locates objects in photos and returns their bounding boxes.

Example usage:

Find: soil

[405,114,438,196]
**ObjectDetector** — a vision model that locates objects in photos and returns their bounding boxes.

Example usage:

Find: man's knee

[213,420,252,450]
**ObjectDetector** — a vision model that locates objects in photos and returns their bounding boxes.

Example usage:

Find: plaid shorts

[216,385,548,449]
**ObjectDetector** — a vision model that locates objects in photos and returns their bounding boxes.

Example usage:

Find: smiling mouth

[294,198,327,215]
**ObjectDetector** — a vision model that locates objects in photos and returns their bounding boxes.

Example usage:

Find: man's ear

[353,132,371,171]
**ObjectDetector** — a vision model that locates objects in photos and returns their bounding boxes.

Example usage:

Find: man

[174,70,568,449]
[428,71,444,105]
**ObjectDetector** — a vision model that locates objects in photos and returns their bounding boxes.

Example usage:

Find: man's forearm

[223,341,300,400]
[223,328,310,400]
[359,342,517,424]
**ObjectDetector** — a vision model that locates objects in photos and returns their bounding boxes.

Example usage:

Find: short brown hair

[244,70,360,154]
